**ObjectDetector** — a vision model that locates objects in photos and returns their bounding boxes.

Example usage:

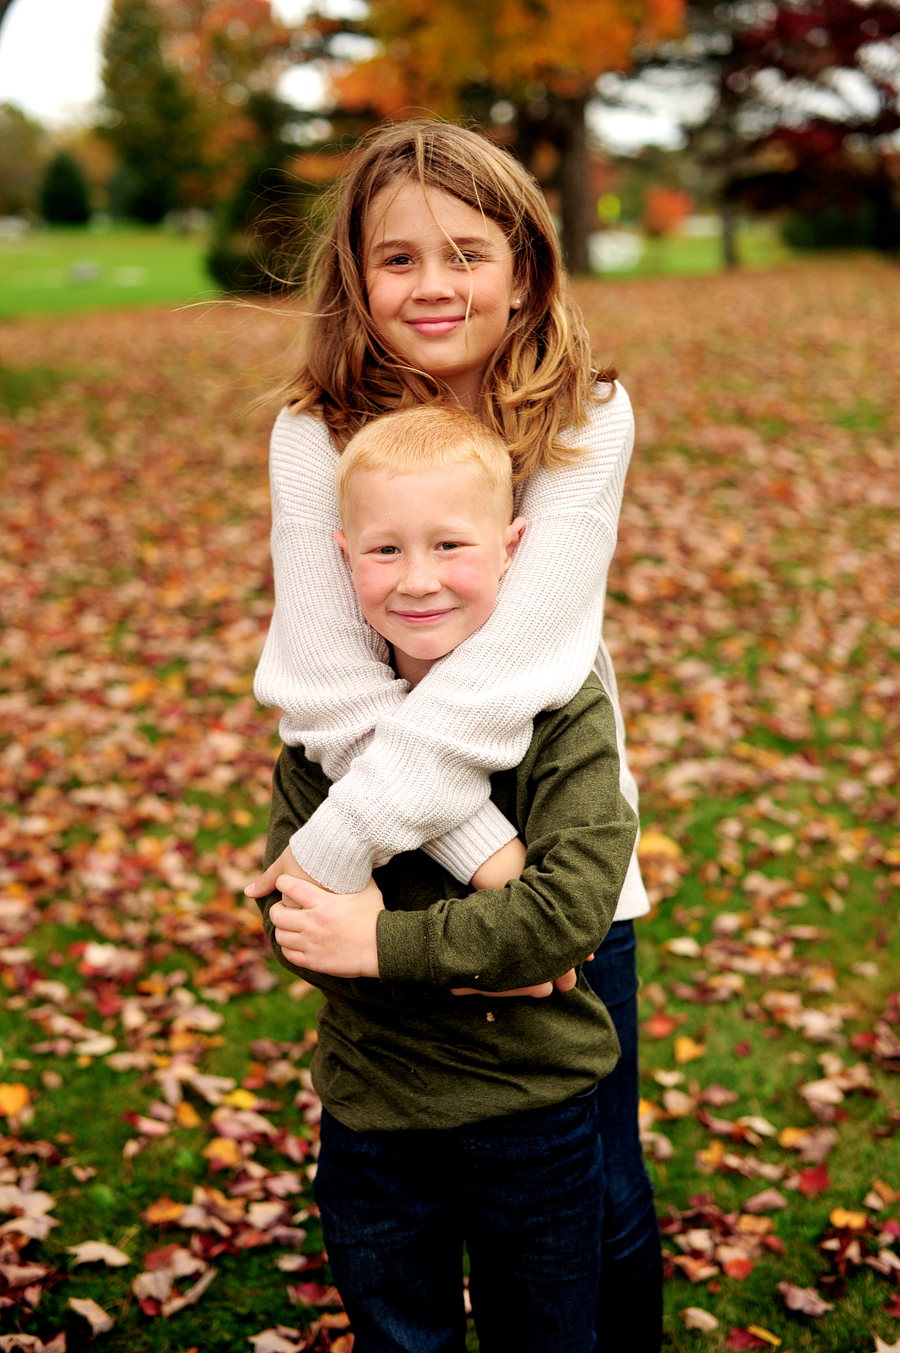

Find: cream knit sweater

[254,380,649,921]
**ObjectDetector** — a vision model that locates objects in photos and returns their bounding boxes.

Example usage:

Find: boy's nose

[397,559,441,595]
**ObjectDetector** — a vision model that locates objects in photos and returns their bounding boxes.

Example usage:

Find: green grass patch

[0,225,217,317]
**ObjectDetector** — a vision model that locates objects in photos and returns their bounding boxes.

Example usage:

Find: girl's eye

[452,251,479,266]
[386,253,413,267]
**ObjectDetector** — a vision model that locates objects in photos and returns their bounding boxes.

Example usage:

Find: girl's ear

[500,517,526,574]
[334,529,352,568]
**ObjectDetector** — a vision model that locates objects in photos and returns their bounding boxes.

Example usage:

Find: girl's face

[363,181,518,410]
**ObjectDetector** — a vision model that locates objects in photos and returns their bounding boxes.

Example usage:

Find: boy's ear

[500,517,525,574]
[334,529,352,569]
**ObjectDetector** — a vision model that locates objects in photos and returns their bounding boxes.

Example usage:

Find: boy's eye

[437,541,460,551]
[376,545,400,555]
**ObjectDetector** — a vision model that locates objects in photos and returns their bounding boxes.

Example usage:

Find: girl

[246,121,663,1350]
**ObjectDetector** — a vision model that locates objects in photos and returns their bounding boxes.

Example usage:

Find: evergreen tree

[101,0,203,223]
[40,151,91,225]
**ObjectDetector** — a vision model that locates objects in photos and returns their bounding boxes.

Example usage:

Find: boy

[257,405,638,1353]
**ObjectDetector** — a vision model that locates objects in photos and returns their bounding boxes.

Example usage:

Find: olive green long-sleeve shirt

[258,674,638,1132]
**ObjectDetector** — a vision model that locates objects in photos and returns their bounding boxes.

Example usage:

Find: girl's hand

[271,875,383,978]
[451,967,581,999]
[466,839,583,995]
[245,846,326,902]
[469,837,526,891]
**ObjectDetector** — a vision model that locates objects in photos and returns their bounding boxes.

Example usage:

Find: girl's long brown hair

[283,121,615,482]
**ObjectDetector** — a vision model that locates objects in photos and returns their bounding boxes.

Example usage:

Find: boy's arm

[378,683,637,992]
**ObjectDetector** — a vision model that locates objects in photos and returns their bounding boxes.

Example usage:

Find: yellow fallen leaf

[638,831,683,860]
[747,1327,781,1347]
[873,1180,900,1204]
[221,1088,258,1110]
[829,1206,868,1229]
[0,1082,30,1116]
[675,1036,706,1064]
[142,1196,185,1226]
[175,1100,202,1129]
[778,1126,810,1149]
[202,1136,242,1168]
[697,1139,726,1170]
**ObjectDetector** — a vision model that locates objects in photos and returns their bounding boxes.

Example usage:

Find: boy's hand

[469,837,526,891]
[270,875,383,978]
[245,845,326,902]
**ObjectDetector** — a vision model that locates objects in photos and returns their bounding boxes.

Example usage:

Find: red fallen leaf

[725,1331,768,1350]
[851,1031,877,1050]
[884,1293,900,1317]
[723,1257,755,1280]
[734,1042,753,1058]
[144,1244,183,1272]
[644,1011,684,1039]
[138,1297,162,1316]
[288,1282,343,1308]
[799,1164,830,1197]
[882,1220,900,1240]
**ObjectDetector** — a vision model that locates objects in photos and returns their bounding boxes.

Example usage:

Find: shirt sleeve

[376,681,638,990]
[284,383,636,893]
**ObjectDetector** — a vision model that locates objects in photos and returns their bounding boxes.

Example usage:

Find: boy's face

[336,462,523,681]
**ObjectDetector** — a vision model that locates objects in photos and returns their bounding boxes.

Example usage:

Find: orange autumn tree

[320,0,683,270]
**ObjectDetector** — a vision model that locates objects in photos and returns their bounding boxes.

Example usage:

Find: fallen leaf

[142,1196,185,1226]
[798,1164,830,1197]
[0,1084,31,1116]
[829,1206,868,1229]
[682,1306,719,1331]
[777,1280,833,1316]
[743,1189,788,1213]
[644,1011,683,1039]
[67,1240,131,1267]
[675,1036,706,1064]
[69,1295,115,1333]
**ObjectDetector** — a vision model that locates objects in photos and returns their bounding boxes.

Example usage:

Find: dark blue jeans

[583,920,663,1352]
[315,1087,604,1353]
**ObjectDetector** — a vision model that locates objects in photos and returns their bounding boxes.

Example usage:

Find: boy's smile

[336,463,523,687]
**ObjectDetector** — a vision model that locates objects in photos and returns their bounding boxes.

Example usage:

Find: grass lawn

[0,225,217,318]
[0,255,898,1351]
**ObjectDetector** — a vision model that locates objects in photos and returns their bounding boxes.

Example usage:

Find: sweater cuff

[420,802,519,884]
[289,800,383,893]
[376,908,433,984]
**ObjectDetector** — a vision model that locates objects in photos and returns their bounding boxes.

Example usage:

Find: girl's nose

[412,256,455,302]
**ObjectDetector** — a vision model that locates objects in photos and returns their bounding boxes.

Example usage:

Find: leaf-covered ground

[0,256,898,1352]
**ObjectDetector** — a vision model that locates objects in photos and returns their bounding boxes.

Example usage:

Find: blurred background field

[0,224,215,317]
[0,217,801,319]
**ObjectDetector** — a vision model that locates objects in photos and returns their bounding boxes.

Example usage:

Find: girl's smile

[363,182,518,410]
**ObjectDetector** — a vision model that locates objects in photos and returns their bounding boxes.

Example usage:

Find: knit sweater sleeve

[252,408,519,879]
[274,383,635,894]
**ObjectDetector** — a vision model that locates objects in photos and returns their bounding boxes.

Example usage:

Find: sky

[0,0,683,150]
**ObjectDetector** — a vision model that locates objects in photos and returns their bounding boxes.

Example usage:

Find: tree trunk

[556,94,591,275]
[721,203,740,268]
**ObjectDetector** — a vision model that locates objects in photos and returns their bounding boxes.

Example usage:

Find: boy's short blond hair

[336,405,514,523]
